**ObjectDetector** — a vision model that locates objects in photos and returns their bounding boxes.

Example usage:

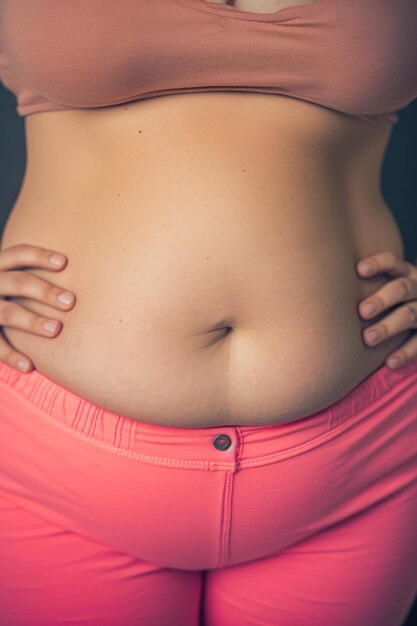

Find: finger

[0,328,34,373]
[0,244,67,272]
[0,299,63,337]
[0,271,75,310]
[386,331,417,369]
[357,251,413,279]
[358,276,417,319]
[362,302,417,347]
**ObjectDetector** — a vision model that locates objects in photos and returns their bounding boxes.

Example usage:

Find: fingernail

[57,291,74,305]
[49,254,66,265]
[361,303,376,315]
[16,359,30,372]
[358,262,373,275]
[366,330,380,343]
[42,320,60,334]
[388,357,400,368]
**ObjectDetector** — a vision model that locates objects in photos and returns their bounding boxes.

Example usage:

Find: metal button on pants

[213,434,232,450]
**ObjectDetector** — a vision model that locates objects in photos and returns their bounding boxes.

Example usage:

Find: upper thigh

[203,484,417,626]
[0,489,203,626]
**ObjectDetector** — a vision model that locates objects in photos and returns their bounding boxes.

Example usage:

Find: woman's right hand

[0,244,76,373]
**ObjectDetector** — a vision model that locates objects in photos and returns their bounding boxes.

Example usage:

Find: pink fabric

[1,0,416,123]
[1,358,417,625]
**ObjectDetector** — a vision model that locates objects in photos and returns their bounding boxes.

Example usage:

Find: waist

[0,179,410,427]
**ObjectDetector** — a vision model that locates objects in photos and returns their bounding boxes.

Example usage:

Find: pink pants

[1,359,417,626]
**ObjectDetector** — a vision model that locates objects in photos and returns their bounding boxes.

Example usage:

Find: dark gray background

[1,85,417,625]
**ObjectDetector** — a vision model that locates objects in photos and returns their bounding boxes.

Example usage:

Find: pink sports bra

[0,0,416,125]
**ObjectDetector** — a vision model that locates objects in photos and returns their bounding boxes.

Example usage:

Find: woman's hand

[356,251,417,369]
[0,244,76,373]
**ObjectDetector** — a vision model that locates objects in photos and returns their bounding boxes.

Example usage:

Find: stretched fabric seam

[219,471,235,566]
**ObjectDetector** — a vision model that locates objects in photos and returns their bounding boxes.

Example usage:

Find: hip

[1,356,417,569]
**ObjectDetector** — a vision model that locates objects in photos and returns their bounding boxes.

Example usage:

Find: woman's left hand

[356,251,417,369]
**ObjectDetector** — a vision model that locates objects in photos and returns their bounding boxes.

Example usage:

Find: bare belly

[0,92,411,427]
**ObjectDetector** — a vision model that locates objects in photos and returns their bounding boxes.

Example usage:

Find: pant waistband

[1,360,417,468]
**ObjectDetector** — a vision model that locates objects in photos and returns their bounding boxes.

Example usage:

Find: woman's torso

[0,88,412,428]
